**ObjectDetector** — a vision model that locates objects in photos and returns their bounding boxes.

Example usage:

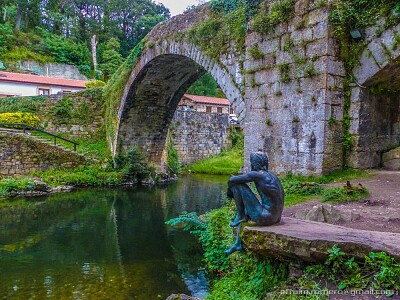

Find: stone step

[242,217,400,263]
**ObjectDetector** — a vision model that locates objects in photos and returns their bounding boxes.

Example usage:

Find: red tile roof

[0,71,87,88]
[183,94,230,106]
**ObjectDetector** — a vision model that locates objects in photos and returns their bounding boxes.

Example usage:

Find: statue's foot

[224,243,244,255]
[229,215,248,227]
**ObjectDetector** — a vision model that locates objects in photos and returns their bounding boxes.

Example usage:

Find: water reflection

[0,175,228,299]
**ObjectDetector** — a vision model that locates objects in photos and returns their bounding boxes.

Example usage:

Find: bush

[0,96,46,113]
[0,112,40,127]
[323,184,368,203]
[0,177,36,197]
[115,147,155,183]
[86,80,106,89]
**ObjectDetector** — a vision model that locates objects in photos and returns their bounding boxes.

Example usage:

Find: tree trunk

[15,5,23,30]
[91,35,98,71]
[3,7,7,22]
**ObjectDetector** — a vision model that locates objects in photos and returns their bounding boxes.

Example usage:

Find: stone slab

[242,217,400,263]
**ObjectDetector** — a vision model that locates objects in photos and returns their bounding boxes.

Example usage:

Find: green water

[0,175,228,299]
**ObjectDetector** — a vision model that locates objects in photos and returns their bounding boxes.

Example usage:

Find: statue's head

[250,152,269,171]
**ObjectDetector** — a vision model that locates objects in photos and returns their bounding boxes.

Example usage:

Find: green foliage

[322,185,368,203]
[248,44,265,60]
[186,129,244,175]
[165,211,206,235]
[0,0,169,76]
[300,246,400,293]
[114,147,155,183]
[52,97,73,122]
[32,166,124,187]
[187,73,225,97]
[278,63,291,83]
[187,6,247,58]
[167,204,235,272]
[0,95,46,113]
[208,254,288,299]
[0,177,35,197]
[167,203,289,299]
[328,1,399,166]
[86,80,106,89]
[281,178,323,196]
[187,147,244,175]
[0,112,40,127]
[166,132,181,174]
[210,0,263,16]
[329,0,399,39]
[103,40,145,148]
[251,0,295,34]
[98,38,124,81]
[1,46,55,64]
[304,64,317,78]
[229,127,244,148]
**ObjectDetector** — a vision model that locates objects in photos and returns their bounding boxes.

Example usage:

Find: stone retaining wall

[0,132,87,176]
[171,111,231,166]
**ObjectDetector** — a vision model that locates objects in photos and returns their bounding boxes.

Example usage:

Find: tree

[187,73,226,98]
[98,38,123,81]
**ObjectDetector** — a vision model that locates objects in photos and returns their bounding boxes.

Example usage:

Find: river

[0,175,229,299]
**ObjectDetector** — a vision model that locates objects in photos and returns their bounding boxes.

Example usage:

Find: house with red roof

[0,71,87,97]
[179,94,232,114]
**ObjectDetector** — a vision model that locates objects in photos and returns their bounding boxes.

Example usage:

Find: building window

[38,88,50,96]
[206,106,212,113]
[62,90,72,94]
[230,107,234,114]
[217,107,222,113]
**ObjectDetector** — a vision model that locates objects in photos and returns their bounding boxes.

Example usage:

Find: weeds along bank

[166,174,398,299]
[0,87,162,199]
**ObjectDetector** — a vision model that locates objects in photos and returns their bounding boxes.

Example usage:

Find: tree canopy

[0,0,170,78]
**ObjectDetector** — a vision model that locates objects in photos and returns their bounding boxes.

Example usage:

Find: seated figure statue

[225,151,284,255]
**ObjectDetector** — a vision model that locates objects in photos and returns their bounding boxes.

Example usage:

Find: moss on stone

[103,39,145,153]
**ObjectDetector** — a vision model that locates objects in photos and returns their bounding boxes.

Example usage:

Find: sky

[156,0,202,16]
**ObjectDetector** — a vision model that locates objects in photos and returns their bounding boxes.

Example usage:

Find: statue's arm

[228,172,259,187]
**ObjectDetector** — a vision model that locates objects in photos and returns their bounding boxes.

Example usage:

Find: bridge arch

[349,22,400,168]
[113,40,244,169]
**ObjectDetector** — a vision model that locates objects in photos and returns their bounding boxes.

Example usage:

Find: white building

[178,94,232,114]
[0,71,87,97]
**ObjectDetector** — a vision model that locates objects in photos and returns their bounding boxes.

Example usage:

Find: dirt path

[283,170,400,233]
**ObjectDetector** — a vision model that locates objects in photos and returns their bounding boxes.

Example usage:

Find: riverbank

[0,146,178,203]
[167,170,400,299]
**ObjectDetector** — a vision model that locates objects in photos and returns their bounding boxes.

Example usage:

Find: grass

[285,194,321,207]
[29,130,111,162]
[32,166,123,187]
[286,168,374,184]
[185,146,244,175]
[0,166,124,199]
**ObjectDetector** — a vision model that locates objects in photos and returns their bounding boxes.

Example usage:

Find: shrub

[166,134,181,174]
[323,184,368,203]
[86,80,106,89]
[0,112,40,127]
[115,147,155,183]
[0,177,36,197]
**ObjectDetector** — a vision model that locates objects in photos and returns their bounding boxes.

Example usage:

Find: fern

[165,211,206,235]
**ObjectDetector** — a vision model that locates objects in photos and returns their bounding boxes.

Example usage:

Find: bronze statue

[225,152,284,255]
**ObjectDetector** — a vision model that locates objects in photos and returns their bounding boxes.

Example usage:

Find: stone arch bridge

[107,1,400,175]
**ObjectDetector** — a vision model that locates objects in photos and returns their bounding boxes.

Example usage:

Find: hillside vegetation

[0,0,170,80]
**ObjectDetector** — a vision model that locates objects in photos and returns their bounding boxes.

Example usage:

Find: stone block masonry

[171,111,231,166]
[0,132,87,176]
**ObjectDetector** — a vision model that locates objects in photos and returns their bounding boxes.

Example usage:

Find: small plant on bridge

[166,132,181,174]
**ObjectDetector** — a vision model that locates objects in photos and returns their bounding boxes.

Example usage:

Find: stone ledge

[242,217,400,263]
